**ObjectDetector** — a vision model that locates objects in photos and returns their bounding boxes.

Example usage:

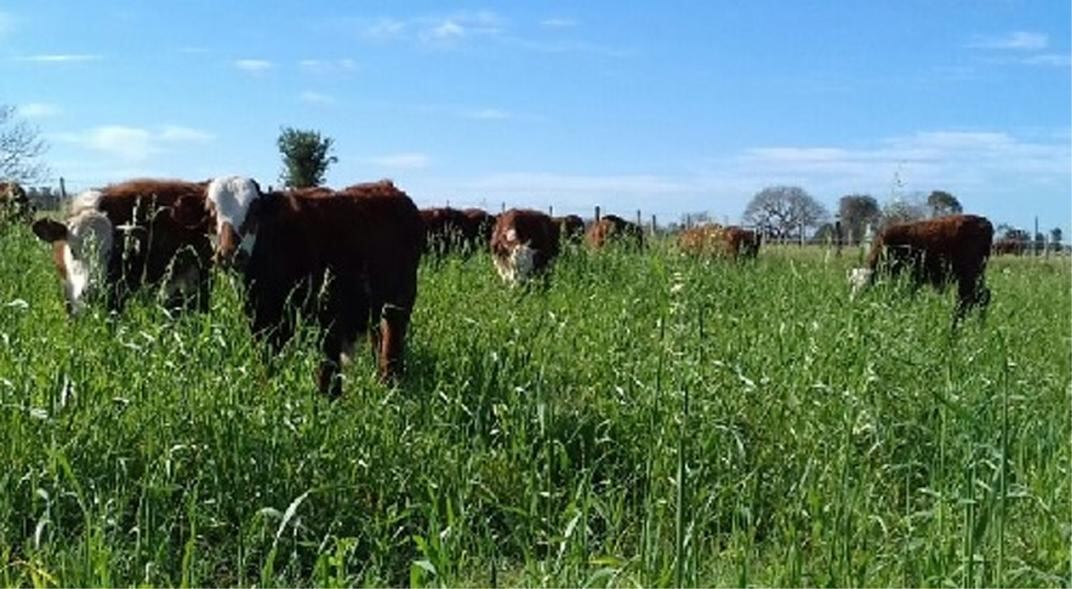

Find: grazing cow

[553,214,585,244]
[849,214,994,320]
[205,176,423,397]
[992,237,1025,256]
[1,181,32,223]
[31,179,212,314]
[490,209,560,284]
[678,224,761,258]
[585,214,644,249]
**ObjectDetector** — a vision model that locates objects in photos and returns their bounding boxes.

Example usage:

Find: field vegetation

[0,224,1068,587]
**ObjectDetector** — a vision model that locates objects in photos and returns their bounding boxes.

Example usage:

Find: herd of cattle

[1,178,995,397]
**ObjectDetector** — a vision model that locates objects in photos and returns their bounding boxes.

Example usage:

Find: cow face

[31,203,115,315]
[205,176,261,266]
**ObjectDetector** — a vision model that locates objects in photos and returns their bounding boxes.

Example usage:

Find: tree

[1,105,48,183]
[742,185,828,238]
[837,194,881,244]
[277,127,337,188]
[926,190,962,217]
[1050,227,1063,250]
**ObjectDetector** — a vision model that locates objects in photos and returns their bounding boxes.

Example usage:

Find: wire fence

[19,178,1068,255]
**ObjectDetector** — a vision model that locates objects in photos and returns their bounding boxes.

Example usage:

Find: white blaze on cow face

[494,243,537,285]
[849,267,873,298]
[206,176,261,262]
[62,193,114,314]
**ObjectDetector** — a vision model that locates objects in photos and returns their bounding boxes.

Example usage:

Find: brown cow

[1,181,32,224]
[553,214,585,244]
[31,179,212,314]
[462,208,496,247]
[205,176,424,397]
[992,237,1025,256]
[850,214,993,320]
[421,207,483,255]
[585,214,644,249]
[490,209,560,284]
[677,224,759,258]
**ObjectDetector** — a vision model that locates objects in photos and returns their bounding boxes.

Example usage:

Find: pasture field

[0,223,1069,587]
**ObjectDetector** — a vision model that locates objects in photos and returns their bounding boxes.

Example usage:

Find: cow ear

[170,195,208,230]
[31,219,67,243]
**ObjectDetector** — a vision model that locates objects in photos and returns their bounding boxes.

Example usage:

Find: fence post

[595,205,601,222]
[835,220,843,257]
[1034,216,1040,256]
[501,202,506,213]
[548,205,554,217]
[651,214,657,235]
[685,214,692,229]
[59,177,67,199]
[636,209,642,227]
[799,222,805,247]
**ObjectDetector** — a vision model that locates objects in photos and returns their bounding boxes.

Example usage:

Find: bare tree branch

[0,105,49,183]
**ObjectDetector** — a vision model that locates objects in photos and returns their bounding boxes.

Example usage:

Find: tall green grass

[0,224,1068,587]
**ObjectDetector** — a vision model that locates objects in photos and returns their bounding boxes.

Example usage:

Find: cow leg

[378,302,411,381]
[317,323,345,399]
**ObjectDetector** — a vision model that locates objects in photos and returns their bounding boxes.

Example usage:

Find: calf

[553,214,585,244]
[31,179,212,314]
[585,214,644,249]
[205,177,424,397]
[490,209,560,284]
[849,214,993,320]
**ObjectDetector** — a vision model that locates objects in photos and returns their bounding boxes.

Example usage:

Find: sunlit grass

[0,223,1068,587]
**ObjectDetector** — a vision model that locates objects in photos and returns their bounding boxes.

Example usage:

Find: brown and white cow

[553,214,585,244]
[31,179,212,314]
[205,176,424,397]
[678,224,760,258]
[585,214,644,249]
[490,209,560,284]
[849,214,994,320]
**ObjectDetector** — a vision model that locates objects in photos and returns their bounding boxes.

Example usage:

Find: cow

[585,214,644,249]
[204,176,424,397]
[462,208,496,247]
[678,224,761,258]
[553,214,585,244]
[1,181,33,224]
[421,207,478,255]
[992,237,1025,256]
[490,209,560,285]
[849,214,994,321]
[31,179,213,315]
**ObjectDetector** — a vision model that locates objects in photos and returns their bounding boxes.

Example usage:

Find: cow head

[204,176,262,267]
[31,191,114,315]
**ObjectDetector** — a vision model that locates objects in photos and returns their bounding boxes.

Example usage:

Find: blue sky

[2,1,1069,233]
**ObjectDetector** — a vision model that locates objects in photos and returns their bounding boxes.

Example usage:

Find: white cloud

[429,19,465,40]
[17,102,61,119]
[158,125,214,143]
[300,91,336,106]
[540,17,578,28]
[233,59,273,73]
[365,153,431,170]
[969,31,1048,50]
[361,17,407,41]
[464,108,510,120]
[1018,53,1072,67]
[54,124,214,162]
[17,54,101,63]
[298,58,357,74]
